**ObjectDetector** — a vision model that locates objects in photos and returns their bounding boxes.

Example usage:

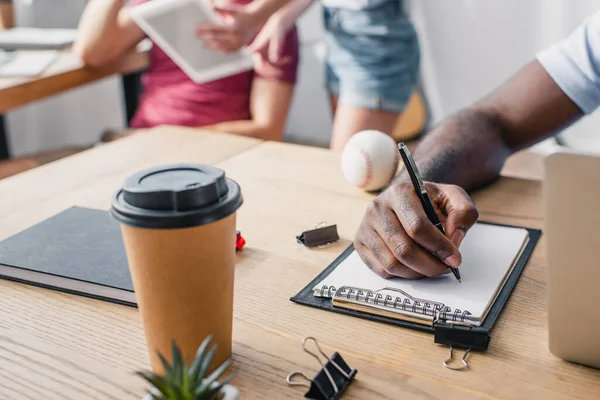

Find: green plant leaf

[181,363,191,396]
[193,360,233,399]
[136,371,173,398]
[190,335,214,383]
[193,380,211,398]
[219,373,234,387]
[171,340,184,387]
[137,338,236,400]
[205,358,232,384]
[157,352,174,382]
[193,344,216,391]
[172,384,187,400]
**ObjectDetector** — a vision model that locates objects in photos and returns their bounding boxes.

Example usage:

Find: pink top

[128,0,299,129]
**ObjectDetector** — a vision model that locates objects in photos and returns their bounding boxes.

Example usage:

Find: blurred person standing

[75,0,299,141]
[199,0,421,150]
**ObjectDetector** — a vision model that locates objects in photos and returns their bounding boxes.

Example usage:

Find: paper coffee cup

[110,164,242,374]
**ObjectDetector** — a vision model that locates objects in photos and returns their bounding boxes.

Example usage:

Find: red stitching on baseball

[358,147,373,189]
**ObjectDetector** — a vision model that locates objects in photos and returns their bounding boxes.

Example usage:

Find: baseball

[341,130,400,192]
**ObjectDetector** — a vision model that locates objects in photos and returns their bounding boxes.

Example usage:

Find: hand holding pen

[397,143,462,282]
[353,143,480,281]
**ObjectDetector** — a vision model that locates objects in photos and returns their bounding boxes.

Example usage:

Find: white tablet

[129,0,254,84]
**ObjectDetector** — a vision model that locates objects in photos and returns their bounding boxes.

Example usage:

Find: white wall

[287,0,600,150]
[6,0,600,156]
[407,0,600,152]
[282,2,331,148]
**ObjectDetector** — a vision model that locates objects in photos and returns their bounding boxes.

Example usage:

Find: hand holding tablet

[196,2,262,53]
[129,0,254,84]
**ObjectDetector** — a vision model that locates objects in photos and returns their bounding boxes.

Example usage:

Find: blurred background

[6,0,600,157]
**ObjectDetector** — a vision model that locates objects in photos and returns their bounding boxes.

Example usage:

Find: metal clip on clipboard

[286,337,357,399]
[328,285,491,371]
[433,314,490,370]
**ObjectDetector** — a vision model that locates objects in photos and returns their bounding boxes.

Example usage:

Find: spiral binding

[320,285,473,323]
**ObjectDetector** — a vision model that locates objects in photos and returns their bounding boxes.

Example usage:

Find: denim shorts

[323,0,420,113]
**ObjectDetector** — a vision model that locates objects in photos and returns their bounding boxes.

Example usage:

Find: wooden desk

[0,47,149,114]
[0,128,598,399]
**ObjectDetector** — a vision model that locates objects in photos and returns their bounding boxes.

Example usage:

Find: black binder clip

[286,337,357,399]
[296,222,339,248]
[433,318,490,371]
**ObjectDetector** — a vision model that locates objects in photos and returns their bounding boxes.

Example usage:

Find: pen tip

[458,279,462,283]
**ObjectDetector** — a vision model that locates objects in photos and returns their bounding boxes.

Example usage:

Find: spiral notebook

[291,221,541,349]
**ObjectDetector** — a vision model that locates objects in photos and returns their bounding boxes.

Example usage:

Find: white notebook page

[314,223,529,321]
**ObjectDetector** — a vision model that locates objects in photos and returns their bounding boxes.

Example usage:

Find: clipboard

[291,221,542,352]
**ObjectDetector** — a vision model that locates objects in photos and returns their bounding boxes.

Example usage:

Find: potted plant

[139,335,239,400]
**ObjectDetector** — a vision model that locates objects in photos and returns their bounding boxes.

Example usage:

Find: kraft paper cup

[111,164,242,374]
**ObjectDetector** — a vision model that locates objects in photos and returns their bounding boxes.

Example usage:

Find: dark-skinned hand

[354,181,479,279]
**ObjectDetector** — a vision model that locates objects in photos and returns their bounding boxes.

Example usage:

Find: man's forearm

[396,106,512,191]
[394,60,584,191]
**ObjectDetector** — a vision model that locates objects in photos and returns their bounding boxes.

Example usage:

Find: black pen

[397,143,462,283]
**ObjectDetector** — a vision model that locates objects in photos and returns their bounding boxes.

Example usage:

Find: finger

[389,183,462,268]
[252,52,263,66]
[213,4,243,14]
[220,13,237,25]
[268,34,284,64]
[202,38,237,52]
[438,184,479,247]
[252,53,274,72]
[200,33,239,48]
[248,32,269,53]
[257,61,278,75]
[355,233,425,279]
[198,32,220,41]
[256,60,280,77]
[354,239,393,279]
[374,207,450,278]
[275,55,290,66]
[196,25,232,36]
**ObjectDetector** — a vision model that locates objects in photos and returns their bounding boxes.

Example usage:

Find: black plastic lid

[110,164,242,229]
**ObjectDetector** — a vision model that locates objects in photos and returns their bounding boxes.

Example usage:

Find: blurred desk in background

[0,43,150,159]
[0,46,149,114]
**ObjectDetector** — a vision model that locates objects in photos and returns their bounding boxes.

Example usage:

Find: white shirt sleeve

[537,10,600,114]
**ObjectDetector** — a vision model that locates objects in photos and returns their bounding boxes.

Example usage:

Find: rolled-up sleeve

[537,11,600,114]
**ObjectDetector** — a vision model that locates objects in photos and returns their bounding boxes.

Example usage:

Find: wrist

[247,0,289,26]
[281,0,312,25]
[272,9,295,31]
[246,1,274,26]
